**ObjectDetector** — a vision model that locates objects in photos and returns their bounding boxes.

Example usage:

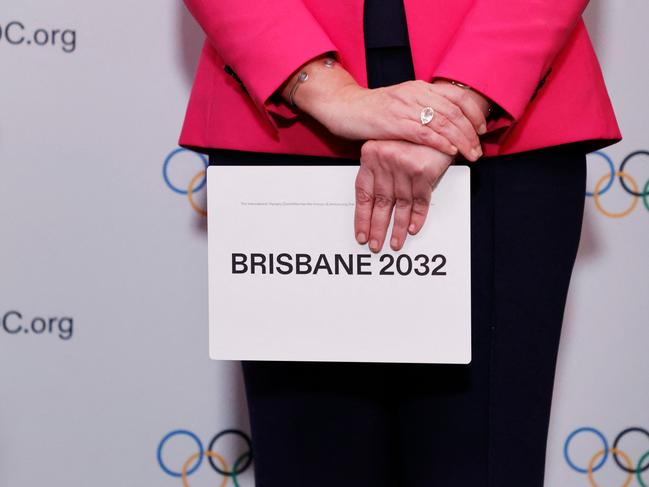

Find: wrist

[308,81,368,136]
[279,54,362,127]
[279,53,331,102]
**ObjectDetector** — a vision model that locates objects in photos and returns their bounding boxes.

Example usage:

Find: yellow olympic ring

[593,171,639,218]
[587,448,634,487]
[187,170,207,216]
[182,450,229,487]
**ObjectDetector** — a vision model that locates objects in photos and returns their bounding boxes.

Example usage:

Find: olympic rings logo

[564,426,649,486]
[586,150,649,218]
[157,429,252,486]
[162,148,649,219]
[163,148,208,216]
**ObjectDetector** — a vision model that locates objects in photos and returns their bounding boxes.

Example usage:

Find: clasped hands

[283,57,491,253]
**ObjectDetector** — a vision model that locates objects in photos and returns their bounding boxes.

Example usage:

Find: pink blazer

[179,0,622,159]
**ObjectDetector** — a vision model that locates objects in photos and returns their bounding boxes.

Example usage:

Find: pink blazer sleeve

[432,0,589,135]
[183,0,338,131]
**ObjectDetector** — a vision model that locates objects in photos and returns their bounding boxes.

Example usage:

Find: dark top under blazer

[363,0,415,89]
[363,0,410,48]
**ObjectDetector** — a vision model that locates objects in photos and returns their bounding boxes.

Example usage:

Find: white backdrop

[0,1,647,486]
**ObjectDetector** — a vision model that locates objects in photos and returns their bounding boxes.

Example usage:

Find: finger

[437,85,488,135]
[409,173,433,235]
[367,157,396,253]
[428,112,481,162]
[425,92,482,154]
[354,164,374,244]
[405,120,459,157]
[389,168,413,251]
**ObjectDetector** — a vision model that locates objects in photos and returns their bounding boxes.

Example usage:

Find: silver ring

[420,106,435,125]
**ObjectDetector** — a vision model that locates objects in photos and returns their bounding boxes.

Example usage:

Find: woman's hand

[277,55,492,250]
[282,56,487,161]
[354,139,455,253]
[323,81,487,161]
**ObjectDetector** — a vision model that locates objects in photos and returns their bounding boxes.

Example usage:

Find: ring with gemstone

[420,106,435,125]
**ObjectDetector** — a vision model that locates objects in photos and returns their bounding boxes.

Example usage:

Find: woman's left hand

[354,139,455,253]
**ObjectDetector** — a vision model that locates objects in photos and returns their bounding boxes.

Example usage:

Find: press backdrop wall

[1,1,648,486]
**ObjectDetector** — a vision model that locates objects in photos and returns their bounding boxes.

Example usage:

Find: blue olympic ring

[564,426,610,474]
[163,147,208,195]
[585,151,616,197]
[157,429,205,478]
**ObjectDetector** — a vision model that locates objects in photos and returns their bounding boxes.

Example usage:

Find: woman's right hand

[284,55,486,161]
[354,139,454,252]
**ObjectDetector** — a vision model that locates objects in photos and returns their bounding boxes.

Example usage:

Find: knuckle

[435,115,449,128]
[395,196,412,209]
[373,193,394,208]
[355,186,374,204]
[443,90,459,103]
[410,162,427,178]
[448,104,462,120]
[412,196,429,212]
[360,140,378,160]
[393,150,411,169]
[375,142,394,159]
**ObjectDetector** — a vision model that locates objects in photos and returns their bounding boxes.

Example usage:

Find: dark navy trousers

[208,14,587,487]
[223,148,586,487]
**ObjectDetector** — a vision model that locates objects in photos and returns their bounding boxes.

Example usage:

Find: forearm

[272,53,490,161]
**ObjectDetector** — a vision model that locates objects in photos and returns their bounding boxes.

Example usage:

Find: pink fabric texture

[179,0,621,159]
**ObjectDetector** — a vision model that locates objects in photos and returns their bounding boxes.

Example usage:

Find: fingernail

[408,224,416,234]
[357,232,366,243]
[390,237,399,249]
[451,146,458,155]
[471,148,481,160]
[478,123,487,135]
[370,239,379,252]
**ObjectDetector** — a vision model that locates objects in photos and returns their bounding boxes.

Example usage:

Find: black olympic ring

[619,150,649,197]
[208,428,253,476]
[613,427,649,474]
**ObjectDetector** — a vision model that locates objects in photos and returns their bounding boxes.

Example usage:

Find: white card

[207,164,471,364]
